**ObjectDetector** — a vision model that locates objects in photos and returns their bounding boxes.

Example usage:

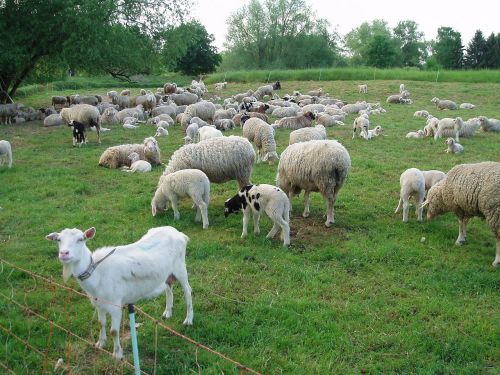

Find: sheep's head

[446,137,455,146]
[454,117,463,126]
[431,97,439,105]
[143,137,160,156]
[241,113,251,125]
[304,111,316,121]
[425,181,445,220]
[224,186,253,217]
[273,81,281,90]
[262,151,280,165]
[128,152,140,163]
[46,227,95,282]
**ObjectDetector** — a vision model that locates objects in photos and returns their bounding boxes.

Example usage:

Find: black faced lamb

[68,120,86,147]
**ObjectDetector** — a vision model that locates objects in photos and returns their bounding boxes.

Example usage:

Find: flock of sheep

[2,77,499,361]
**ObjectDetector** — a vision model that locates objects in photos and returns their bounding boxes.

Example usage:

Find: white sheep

[242,117,279,165]
[435,117,463,142]
[224,184,290,246]
[120,89,130,96]
[43,114,64,127]
[185,123,199,143]
[121,152,152,173]
[214,119,235,131]
[478,116,500,132]
[414,110,430,118]
[406,129,425,139]
[289,125,327,145]
[431,97,458,110]
[46,226,193,360]
[421,170,446,192]
[0,140,12,168]
[123,123,139,129]
[215,82,227,90]
[434,117,480,138]
[181,101,216,129]
[277,140,351,227]
[399,84,406,93]
[198,126,223,141]
[99,137,161,169]
[445,138,464,154]
[155,126,169,137]
[152,169,210,229]
[122,116,139,125]
[459,103,476,109]
[394,168,426,222]
[60,104,101,144]
[164,136,255,188]
[352,115,370,139]
[358,84,368,94]
[361,125,383,140]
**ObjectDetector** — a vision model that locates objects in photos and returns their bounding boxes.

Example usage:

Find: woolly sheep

[163,136,255,188]
[242,117,279,165]
[307,88,323,96]
[431,97,458,110]
[215,82,227,90]
[155,126,169,137]
[185,123,199,143]
[232,112,268,127]
[60,105,101,144]
[271,106,299,118]
[341,102,368,114]
[121,152,152,173]
[43,114,64,127]
[99,137,161,169]
[120,89,130,96]
[233,90,254,103]
[164,83,177,94]
[406,129,425,139]
[414,110,430,118]
[122,116,139,125]
[301,104,325,114]
[394,168,425,222]
[189,116,210,128]
[460,103,476,109]
[152,169,210,229]
[358,84,368,94]
[72,95,98,106]
[181,101,216,129]
[0,103,23,125]
[445,138,464,154]
[436,117,480,138]
[116,107,144,122]
[51,96,67,108]
[425,162,500,266]
[198,126,223,141]
[253,82,280,100]
[289,125,327,145]
[214,119,235,131]
[421,170,446,192]
[151,105,177,118]
[424,116,440,137]
[214,108,237,121]
[435,117,463,141]
[386,94,405,104]
[169,92,198,106]
[276,140,351,227]
[352,115,370,139]
[274,111,315,130]
[478,116,500,132]
[224,184,290,246]
[46,226,193,359]
[361,125,383,140]
[0,140,13,168]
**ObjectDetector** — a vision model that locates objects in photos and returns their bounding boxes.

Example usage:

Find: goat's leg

[109,306,123,360]
[162,280,174,320]
[95,306,107,349]
[174,267,193,325]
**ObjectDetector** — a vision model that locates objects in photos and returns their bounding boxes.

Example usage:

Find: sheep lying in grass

[43,114,64,127]
[99,137,161,169]
[152,169,210,229]
[46,226,193,360]
[224,184,290,246]
[395,168,425,222]
[431,97,458,110]
[459,103,475,109]
[155,126,169,137]
[121,152,152,173]
[361,125,383,140]
[0,140,12,168]
[445,138,464,154]
[478,116,500,132]
[414,110,430,118]
[274,111,315,130]
[406,130,425,139]
[425,161,500,266]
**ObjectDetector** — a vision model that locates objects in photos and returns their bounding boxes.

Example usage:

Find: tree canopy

[432,27,464,69]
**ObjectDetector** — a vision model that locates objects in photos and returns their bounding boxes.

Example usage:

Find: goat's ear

[83,227,96,240]
[46,232,60,241]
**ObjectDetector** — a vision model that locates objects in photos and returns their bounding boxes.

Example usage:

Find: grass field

[0,78,499,374]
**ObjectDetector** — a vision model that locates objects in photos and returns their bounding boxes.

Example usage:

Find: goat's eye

[78,238,83,242]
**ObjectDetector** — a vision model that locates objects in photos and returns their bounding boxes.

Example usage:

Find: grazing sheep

[43,114,64,127]
[274,111,315,130]
[425,162,500,266]
[414,110,430,118]
[431,97,458,110]
[169,92,198,106]
[394,168,426,222]
[46,226,193,360]
[289,125,327,145]
[460,103,476,109]
[224,184,290,246]
[358,84,368,94]
[421,170,446,192]
[121,152,152,173]
[242,116,279,165]
[163,136,255,188]
[276,140,351,227]
[185,123,199,143]
[68,120,86,147]
[435,117,463,141]
[352,115,370,139]
[232,112,268,126]
[0,140,13,168]
[198,126,223,141]
[99,137,161,169]
[406,129,425,139]
[152,169,210,229]
[60,105,101,144]
[0,103,24,125]
[478,116,500,132]
[445,138,464,154]
[189,116,210,128]
[181,101,216,129]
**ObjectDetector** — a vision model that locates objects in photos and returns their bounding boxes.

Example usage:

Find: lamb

[399,84,406,93]
[445,138,464,154]
[274,111,315,130]
[424,162,500,266]
[185,123,199,144]
[99,137,161,169]
[414,110,430,118]
[215,82,227,90]
[181,101,216,129]
[122,116,139,125]
[60,105,101,144]
[198,126,223,141]
[478,116,500,132]
[352,115,370,139]
[289,125,327,145]
[424,116,440,137]
[148,114,174,126]
[163,136,255,188]
[460,103,476,109]
[276,140,351,227]
[189,116,210,128]
[123,123,139,129]
[242,116,279,165]
[224,184,290,246]
[435,117,463,141]
[154,126,169,137]
[121,152,152,173]
[361,125,383,140]
[394,168,426,222]
[46,226,193,359]
[431,97,458,110]
[43,114,64,127]
[68,120,86,147]
[151,169,210,229]
[232,90,254,103]
[308,88,323,97]
[253,82,281,100]
[0,140,12,168]
[421,170,446,192]
[406,129,425,139]
[0,103,23,125]
[358,84,368,94]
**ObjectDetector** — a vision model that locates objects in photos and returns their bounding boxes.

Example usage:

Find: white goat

[0,140,13,168]
[46,226,193,360]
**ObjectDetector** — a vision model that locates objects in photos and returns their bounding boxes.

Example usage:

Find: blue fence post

[128,304,141,375]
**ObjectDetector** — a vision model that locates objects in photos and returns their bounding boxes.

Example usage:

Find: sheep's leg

[162,283,174,320]
[171,196,181,220]
[241,208,251,238]
[402,200,410,223]
[109,307,123,360]
[455,217,469,245]
[416,194,425,222]
[266,223,279,239]
[395,197,403,213]
[97,129,101,144]
[95,307,107,349]
[302,191,311,218]
[253,211,261,235]
[200,202,209,229]
[287,191,296,212]
[325,190,337,227]
[174,267,193,325]
[493,239,500,267]
[268,214,290,246]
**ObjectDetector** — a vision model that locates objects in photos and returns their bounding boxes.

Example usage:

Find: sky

[192,0,499,52]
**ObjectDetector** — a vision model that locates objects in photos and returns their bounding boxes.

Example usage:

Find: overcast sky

[192,0,499,52]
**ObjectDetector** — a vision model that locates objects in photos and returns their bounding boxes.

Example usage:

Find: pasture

[0,79,499,374]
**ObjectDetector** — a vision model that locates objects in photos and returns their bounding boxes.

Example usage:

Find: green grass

[0,79,499,374]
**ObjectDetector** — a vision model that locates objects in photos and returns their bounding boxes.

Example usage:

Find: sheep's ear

[46,232,60,241]
[83,227,96,240]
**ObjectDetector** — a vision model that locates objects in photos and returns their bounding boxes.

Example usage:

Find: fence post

[128,304,141,375]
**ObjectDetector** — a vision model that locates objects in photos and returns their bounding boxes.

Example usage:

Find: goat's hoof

[95,340,105,349]
[162,311,172,320]
[492,259,500,267]
[324,221,333,227]
[183,318,193,326]
[455,240,466,246]
[112,350,123,361]
[302,212,310,218]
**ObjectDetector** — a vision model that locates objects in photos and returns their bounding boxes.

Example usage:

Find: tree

[482,33,500,69]
[432,27,464,69]
[0,0,190,103]
[393,20,427,66]
[365,34,400,68]
[464,30,487,69]
[162,22,221,76]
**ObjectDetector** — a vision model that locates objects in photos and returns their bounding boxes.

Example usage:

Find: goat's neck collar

[77,248,116,281]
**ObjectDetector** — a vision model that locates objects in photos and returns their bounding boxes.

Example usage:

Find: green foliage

[393,20,427,67]
[482,33,500,69]
[464,30,487,69]
[365,34,401,68]
[432,27,464,69]
[162,21,221,76]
